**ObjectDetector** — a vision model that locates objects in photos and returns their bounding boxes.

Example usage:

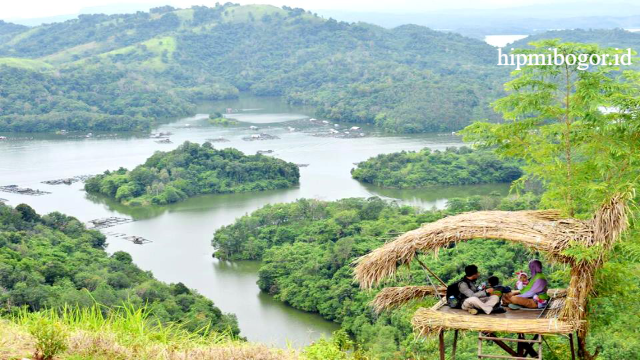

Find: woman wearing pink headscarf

[502,260,549,309]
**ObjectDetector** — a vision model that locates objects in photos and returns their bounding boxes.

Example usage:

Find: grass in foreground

[1,303,298,360]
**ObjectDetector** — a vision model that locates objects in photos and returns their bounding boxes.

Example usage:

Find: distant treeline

[351,146,523,188]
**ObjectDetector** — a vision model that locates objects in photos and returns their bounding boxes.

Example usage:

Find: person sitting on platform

[502,259,549,309]
[463,275,507,315]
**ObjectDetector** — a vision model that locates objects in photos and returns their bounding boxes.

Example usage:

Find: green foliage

[85,141,300,205]
[0,65,204,132]
[0,202,239,336]
[208,113,237,126]
[352,146,522,188]
[462,40,640,217]
[26,312,69,360]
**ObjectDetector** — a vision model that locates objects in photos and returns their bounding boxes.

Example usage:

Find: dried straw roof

[354,209,592,289]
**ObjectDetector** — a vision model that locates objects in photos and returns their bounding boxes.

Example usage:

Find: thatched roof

[371,286,445,313]
[353,194,630,335]
[354,209,592,289]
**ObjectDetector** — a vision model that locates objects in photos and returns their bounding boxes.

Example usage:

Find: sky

[0,0,579,20]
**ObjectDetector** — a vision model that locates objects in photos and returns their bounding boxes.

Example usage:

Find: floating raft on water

[257,150,274,154]
[206,137,230,143]
[242,133,280,141]
[87,217,135,230]
[155,138,173,144]
[104,232,152,245]
[124,235,152,245]
[42,174,94,185]
[0,185,51,196]
[296,163,310,168]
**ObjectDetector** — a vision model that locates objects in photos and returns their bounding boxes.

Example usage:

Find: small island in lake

[85,141,300,206]
[351,146,522,188]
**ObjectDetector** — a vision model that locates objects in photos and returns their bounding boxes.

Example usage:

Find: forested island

[0,4,505,133]
[0,202,239,335]
[85,141,300,205]
[351,147,522,188]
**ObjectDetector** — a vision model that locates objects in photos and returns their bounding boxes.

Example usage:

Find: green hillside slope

[0,3,507,133]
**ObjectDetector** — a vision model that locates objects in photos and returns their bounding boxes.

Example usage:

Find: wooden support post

[415,255,447,287]
[523,335,539,358]
[569,333,576,360]
[516,334,525,356]
[452,329,458,360]
[439,330,446,360]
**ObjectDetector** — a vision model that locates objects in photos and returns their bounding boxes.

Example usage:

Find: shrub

[27,313,69,360]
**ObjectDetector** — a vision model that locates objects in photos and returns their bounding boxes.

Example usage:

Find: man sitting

[462,274,507,315]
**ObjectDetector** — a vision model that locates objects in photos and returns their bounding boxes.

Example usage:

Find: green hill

[0,3,507,133]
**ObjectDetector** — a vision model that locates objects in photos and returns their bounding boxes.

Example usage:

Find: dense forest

[0,202,239,335]
[0,4,505,133]
[351,146,522,188]
[85,141,300,205]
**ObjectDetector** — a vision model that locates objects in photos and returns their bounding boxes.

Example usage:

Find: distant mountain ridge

[0,3,506,133]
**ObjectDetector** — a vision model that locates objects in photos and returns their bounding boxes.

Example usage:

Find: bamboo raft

[87,217,135,230]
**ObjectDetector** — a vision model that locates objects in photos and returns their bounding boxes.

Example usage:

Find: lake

[484,34,529,48]
[0,95,509,347]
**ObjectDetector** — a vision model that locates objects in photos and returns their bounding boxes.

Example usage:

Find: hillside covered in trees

[351,146,522,188]
[85,141,300,206]
[0,3,506,133]
[0,202,239,335]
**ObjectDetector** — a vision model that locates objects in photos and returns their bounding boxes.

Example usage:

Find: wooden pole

[569,333,576,360]
[439,329,446,360]
[415,255,447,287]
[452,329,459,360]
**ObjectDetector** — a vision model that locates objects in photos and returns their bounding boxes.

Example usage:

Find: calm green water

[0,95,508,347]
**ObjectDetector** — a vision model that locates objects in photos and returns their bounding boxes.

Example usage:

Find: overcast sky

[1,0,581,20]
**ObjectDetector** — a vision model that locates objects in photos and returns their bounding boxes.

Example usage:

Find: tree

[464,40,639,217]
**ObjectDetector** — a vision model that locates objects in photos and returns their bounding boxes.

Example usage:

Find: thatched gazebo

[353,195,629,359]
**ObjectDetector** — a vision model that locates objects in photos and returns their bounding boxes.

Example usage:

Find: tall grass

[13,301,233,349]
[5,301,298,359]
